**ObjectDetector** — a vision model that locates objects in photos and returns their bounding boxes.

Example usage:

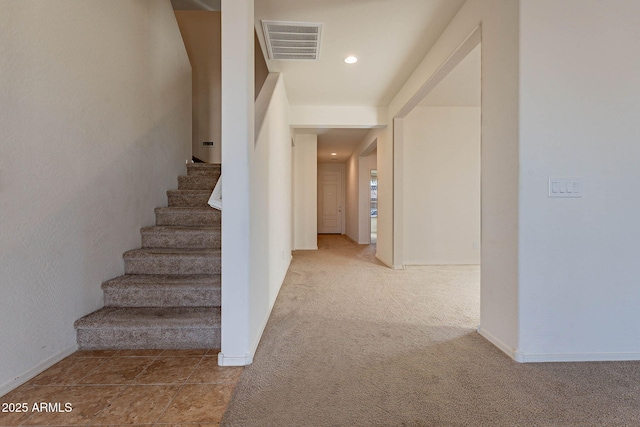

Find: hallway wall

[0,0,191,394]
[403,106,480,265]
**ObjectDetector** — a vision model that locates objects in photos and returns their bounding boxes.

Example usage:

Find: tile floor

[0,349,242,426]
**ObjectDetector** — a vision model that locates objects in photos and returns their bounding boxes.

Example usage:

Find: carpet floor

[222,235,640,426]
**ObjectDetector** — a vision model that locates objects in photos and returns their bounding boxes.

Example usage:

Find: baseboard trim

[477,326,518,361]
[514,350,640,363]
[375,254,405,270]
[0,344,78,396]
[218,352,253,366]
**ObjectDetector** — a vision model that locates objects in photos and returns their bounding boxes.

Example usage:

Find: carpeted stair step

[187,162,221,177]
[167,190,212,207]
[74,307,220,350]
[155,207,220,226]
[141,226,221,249]
[178,175,219,191]
[123,248,221,275]
[102,274,221,307]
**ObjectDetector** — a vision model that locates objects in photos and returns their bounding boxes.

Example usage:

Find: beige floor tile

[187,358,243,384]
[29,357,108,385]
[156,384,234,424]
[154,424,220,427]
[79,357,154,385]
[114,349,164,357]
[71,350,119,358]
[132,357,201,385]
[159,349,209,357]
[90,385,179,425]
[21,385,125,426]
[0,401,33,426]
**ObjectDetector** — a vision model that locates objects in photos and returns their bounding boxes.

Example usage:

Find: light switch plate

[549,177,582,198]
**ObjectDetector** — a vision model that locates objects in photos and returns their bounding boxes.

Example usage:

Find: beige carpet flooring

[222,235,640,426]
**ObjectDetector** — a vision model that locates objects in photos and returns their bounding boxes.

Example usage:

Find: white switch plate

[549,177,582,198]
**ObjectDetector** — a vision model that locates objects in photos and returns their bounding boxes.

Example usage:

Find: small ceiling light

[344,56,358,64]
[331,152,337,156]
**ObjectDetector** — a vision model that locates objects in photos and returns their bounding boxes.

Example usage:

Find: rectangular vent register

[262,20,322,61]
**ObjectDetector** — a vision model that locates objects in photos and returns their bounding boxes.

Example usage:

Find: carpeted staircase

[74,163,221,350]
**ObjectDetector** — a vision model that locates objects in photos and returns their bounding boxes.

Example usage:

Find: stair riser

[141,230,221,249]
[178,175,219,191]
[187,164,221,177]
[167,191,211,208]
[155,210,220,227]
[124,256,220,275]
[104,288,220,308]
[76,327,220,350]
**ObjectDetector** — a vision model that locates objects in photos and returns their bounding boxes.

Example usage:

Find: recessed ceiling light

[331,152,337,156]
[344,56,358,64]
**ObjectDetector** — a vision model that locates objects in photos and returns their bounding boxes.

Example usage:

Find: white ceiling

[254,0,466,107]
[255,0,467,162]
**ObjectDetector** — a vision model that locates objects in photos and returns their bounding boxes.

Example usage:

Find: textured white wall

[293,134,318,250]
[0,0,191,393]
[403,107,480,265]
[517,0,640,361]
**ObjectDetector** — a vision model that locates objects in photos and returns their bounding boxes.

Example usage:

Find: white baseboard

[514,350,640,363]
[376,255,405,270]
[218,352,253,366]
[477,325,517,361]
[0,344,77,396]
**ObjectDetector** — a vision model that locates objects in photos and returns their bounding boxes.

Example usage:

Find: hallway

[222,235,640,426]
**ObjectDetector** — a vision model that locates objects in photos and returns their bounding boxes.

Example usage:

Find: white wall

[220,0,292,368]
[249,72,292,360]
[403,107,480,265]
[220,0,253,366]
[0,0,191,393]
[293,134,318,250]
[381,0,520,355]
[517,0,640,361]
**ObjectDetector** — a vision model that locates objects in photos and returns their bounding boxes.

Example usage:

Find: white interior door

[318,169,343,234]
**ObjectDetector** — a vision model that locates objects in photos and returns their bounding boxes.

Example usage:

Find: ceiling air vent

[262,20,322,61]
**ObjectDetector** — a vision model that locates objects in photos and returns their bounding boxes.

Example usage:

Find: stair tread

[141,226,220,232]
[155,207,217,212]
[103,274,221,289]
[167,189,211,194]
[74,307,220,329]
[123,248,221,257]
